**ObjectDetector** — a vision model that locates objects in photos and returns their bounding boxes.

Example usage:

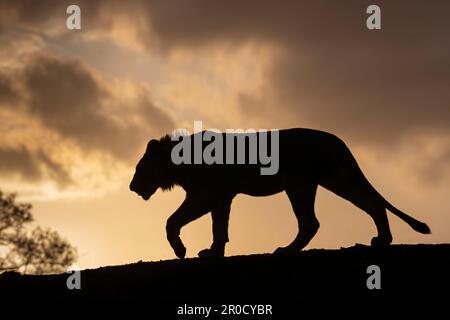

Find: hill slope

[1,244,449,316]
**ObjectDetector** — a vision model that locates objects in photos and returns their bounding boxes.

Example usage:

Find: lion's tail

[361,172,430,234]
[357,164,431,234]
[384,200,431,234]
[333,137,430,235]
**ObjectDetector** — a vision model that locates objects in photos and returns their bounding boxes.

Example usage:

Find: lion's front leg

[166,194,211,259]
[166,221,187,259]
[198,198,233,259]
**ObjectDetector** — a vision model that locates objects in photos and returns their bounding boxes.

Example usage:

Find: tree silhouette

[0,191,77,274]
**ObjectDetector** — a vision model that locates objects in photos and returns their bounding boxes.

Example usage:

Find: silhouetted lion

[130,128,430,259]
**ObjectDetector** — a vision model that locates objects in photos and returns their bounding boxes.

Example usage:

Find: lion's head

[129,137,175,200]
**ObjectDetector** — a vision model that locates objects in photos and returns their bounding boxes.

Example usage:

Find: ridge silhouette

[130,128,430,259]
[1,244,449,315]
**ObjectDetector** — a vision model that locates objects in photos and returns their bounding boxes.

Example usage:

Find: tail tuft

[412,221,431,234]
[385,202,431,234]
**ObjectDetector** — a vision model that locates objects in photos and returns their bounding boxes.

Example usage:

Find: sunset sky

[1,0,449,269]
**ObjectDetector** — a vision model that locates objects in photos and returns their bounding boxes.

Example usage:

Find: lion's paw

[174,244,186,259]
[198,248,224,259]
[370,236,391,247]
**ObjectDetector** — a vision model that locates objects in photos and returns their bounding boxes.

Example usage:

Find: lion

[130,128,430,259]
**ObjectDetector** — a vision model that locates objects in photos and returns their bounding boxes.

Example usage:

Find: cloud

[2,54,173,159]
[35,149,74,186]
[0,2,176,195]
[0,29,45,69]
[131,0,450,184]
[0,52,173,193]
[0,146,41,181]
[0,73,17,105]
[1,0,449,188]
[3,0,440,145]
[0,145,72,185]
[123,0,450,143]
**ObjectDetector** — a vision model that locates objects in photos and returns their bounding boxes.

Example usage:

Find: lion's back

[169,128,348,194]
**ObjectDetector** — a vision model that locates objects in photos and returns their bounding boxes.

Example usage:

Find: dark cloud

[418,147,450,186]
[2,1,449,143]
[0,1,176,187]
[35,149,73,186]
[125,0,450,185]
[4,0,434,145]
[0,73,18,105]
[133,0,450,144]
[0,146,72,186]
[0,146,41,181]
[1,0,449,185]
[0,0,103,31]
[1,55,174,162]
[0,55,173,187]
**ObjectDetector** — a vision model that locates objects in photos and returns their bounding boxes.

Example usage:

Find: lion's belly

[237,175,285,197]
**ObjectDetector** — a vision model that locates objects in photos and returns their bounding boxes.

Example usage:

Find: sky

[1,0,449,269]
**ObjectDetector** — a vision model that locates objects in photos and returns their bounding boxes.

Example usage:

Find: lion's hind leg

[363,201,393,247]
[350,194,393,247]
[321,169,393,247]
[274,183,320,255]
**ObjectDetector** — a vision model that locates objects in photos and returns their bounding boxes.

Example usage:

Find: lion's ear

[146,139,160,153]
